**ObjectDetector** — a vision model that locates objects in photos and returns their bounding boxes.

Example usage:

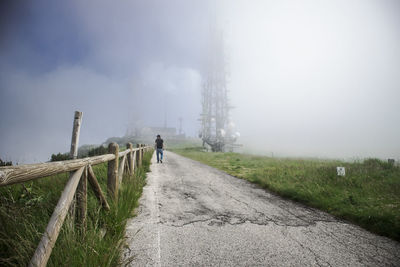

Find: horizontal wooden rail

[0,154,115,187]
[0,147,150,187]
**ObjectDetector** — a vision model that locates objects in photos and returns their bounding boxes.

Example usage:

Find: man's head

[157,134,161,139]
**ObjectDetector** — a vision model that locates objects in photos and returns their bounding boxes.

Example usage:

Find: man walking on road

[155,134,164,163]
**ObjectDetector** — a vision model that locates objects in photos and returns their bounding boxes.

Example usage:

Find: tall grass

[173,147,400,241]
[0,150,152,266]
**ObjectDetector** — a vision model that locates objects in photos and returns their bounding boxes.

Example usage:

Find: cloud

[141,62,201,95]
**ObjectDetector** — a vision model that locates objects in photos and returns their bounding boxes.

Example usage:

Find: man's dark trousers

[156,148,163,162]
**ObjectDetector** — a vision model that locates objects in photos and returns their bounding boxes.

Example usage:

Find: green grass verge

[0,150,153,267]
[173,146,400,241]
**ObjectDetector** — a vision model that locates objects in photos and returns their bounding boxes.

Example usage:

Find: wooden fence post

[136,144,142,167]
[76,166,87,232]
[107,143,119,201]
[118,154,126,185]
[69,111,83,159]
[132,146,137,173]
[127,143,134,176]
[69,111,82,220]
[141,144,144,162]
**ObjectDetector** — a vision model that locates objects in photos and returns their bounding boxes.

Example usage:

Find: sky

[0,0,399,163]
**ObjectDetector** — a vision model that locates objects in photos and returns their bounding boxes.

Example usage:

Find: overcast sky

[1,0,399,163]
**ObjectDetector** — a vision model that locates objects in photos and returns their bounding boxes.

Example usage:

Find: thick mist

[223,0,400,159]
[1,0,399,163]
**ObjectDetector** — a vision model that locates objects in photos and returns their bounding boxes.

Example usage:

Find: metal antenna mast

[200,25,235,152]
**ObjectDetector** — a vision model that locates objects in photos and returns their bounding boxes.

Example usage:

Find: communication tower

[199,29,237,152]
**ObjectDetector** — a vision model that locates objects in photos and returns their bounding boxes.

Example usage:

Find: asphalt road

[122,151,400,266]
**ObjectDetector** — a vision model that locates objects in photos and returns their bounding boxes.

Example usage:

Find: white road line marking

[154,159,161,267]
[155,191,161,266]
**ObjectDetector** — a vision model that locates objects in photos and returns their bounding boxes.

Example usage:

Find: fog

[1,0,399,163]
[225,0,400,159]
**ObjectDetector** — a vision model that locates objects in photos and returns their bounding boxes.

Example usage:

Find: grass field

[173,146,400,241]
[0,150,152,267]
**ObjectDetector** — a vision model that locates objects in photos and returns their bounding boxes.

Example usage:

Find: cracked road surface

[123,152,400,266]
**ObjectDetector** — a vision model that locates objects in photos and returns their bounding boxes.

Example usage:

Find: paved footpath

[122,151,400,266]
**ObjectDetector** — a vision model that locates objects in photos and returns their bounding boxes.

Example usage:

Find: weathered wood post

[76,166,87,230]
[69,111,83,160]
[118,154,126,185]
[141,144,144,162]
[76,166,87,232]
[132,146,137,173]
[107,143,119,201]
[127,143,134,176]
[136,144,142,167]
[69,111,82,220]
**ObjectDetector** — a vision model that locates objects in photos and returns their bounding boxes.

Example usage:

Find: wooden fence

[0,111,152,267]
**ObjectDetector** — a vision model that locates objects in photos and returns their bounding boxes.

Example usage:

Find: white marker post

[336,167,345,176]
